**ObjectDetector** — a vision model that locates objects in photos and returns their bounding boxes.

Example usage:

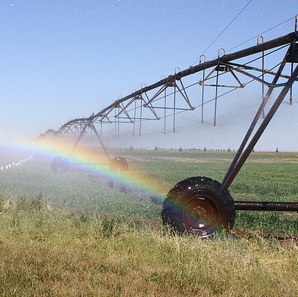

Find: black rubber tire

[51,157,70,174]
[162,176,236,238]
[110,157,128,172]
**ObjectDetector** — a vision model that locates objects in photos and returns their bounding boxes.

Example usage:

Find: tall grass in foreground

[0,197,297,297]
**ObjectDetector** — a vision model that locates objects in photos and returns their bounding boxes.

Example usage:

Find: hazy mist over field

[2,94,297,152]
[101,93,298,152]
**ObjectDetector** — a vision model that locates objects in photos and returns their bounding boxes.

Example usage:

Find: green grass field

[0,149,297,296]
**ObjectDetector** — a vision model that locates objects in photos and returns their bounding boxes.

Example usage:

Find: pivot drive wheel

[162,176,235,238]
[51,157,70,174]
[110,157,128,171]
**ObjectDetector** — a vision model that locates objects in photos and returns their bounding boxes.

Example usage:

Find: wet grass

[1,149,298,235]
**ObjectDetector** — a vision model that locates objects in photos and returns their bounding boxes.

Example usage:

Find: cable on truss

[192,0,254,66]
[227,15,296,53]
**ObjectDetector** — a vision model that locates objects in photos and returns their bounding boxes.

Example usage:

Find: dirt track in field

[128,154,298,164]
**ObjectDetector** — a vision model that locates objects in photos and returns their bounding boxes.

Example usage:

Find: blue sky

[0,0,297,149]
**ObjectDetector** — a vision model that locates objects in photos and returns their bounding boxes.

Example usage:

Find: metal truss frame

[39,20,298,238]
[44,29,298,197]
[48,31,298,140]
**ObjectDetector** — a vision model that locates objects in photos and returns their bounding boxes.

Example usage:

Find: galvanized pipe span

[45,31,298,136]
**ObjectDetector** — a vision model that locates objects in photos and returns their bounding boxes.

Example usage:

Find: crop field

[0,149,297,296]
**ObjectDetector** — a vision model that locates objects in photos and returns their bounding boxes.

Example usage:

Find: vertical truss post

[90,125,93,138]
[139,102,143,136]
[173,67,180,133]
[138,84,146,136]
[114,106,117,138]
[214,70,219,126]
[159,76,167,134]
[164,86,167,134]
[117,105,120,138]
[100,120,103,137]
[214,49,225,126]
[132,99,137,136]
[115,98,121,138]
[258,36,265,118]
[173,84,176,132]
[289,15,297,105]
[200,55,206,124]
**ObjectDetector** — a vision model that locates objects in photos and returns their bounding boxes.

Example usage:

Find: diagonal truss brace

[143,79,195,111]
[224,61,298,87]
[222,51,298,189]
[115,94,160,121]
[199,65,245,88]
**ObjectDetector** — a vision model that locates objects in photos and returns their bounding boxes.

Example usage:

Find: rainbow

[1,138,225,237]
[5,137,166,205]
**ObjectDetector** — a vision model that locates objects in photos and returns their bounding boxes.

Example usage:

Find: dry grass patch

[0,207,297,297]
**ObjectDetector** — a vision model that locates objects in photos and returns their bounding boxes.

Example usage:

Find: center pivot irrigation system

[42,26,298,237]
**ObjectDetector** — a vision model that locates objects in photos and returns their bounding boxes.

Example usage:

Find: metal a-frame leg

[71,117,111,162]
[222,54,298,189]
[89,124,111,162]
[221,64,298,212]
[70,118,128,172]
